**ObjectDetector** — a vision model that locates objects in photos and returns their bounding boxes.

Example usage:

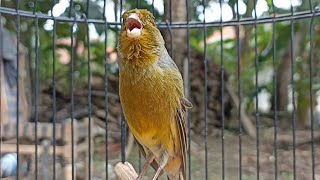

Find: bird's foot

[151,154,168,180]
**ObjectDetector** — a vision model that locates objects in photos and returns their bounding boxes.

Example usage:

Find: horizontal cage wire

[0,0,319,180]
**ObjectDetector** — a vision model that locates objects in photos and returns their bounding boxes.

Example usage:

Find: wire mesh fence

[0,0,319,179]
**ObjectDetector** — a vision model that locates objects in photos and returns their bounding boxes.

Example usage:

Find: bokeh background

[0,0,320,179]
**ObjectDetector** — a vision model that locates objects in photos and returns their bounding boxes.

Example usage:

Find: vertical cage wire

[235,0,243,179]
[68,1,75,180]
[165,20,173,58]
[120,109,126,163]
[309,5,316,180]
[185,0,192,179]
[82,13,93,180]
[50,1,57,179]
[169,0,172,25]
[34,15,39,180]
[271,0,278,179]
[33,0,40,177]
[51,16,57,180]
[168,0,173,59]
[85,2,92,179]
[15,0,20,178]
[102,0,109,179]
[119,0,128,164]
[151,0,155,16]
[70,16,76,180]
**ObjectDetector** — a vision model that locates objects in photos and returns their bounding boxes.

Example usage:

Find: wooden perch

[115,162,138,180]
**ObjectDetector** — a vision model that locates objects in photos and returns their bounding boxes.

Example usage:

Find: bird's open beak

[126,13,143,38]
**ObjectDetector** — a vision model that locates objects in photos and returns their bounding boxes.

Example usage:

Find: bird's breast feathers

[119,61,183,136]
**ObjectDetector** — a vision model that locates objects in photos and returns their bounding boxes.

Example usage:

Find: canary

[118,9,192,180]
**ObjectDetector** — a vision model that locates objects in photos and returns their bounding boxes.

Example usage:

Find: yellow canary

[118,9,192,180]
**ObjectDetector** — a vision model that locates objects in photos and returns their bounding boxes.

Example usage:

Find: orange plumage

[118,9,192,180]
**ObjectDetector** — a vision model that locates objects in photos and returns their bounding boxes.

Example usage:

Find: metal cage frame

[0,0,319,179]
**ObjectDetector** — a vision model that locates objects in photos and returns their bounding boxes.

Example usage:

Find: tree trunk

[163,0,187,71]
[277,32,307,126]
[276,45,291,111]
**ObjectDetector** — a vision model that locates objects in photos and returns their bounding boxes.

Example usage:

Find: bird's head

[118,9,164,66]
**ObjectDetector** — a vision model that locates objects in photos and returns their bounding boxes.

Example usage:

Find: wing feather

[176,97,192,179]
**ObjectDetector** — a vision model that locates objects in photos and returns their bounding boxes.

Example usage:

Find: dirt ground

[91,129,320,180]
[10,128,319,180]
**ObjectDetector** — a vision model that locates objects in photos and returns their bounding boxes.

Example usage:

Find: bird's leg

[136,154,155,180]
[152,154,169,180]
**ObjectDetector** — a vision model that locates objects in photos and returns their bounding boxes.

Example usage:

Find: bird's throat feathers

[118,27,164,68]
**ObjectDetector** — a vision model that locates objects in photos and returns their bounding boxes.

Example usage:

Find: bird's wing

[176,97,192,179]
[157,48,192,179]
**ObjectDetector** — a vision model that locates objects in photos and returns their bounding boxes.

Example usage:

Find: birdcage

[0,0,319,179]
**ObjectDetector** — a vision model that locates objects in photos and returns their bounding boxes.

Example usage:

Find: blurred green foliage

[1,0,319,124]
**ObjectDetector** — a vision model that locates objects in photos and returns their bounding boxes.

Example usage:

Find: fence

[0,0,320,179]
